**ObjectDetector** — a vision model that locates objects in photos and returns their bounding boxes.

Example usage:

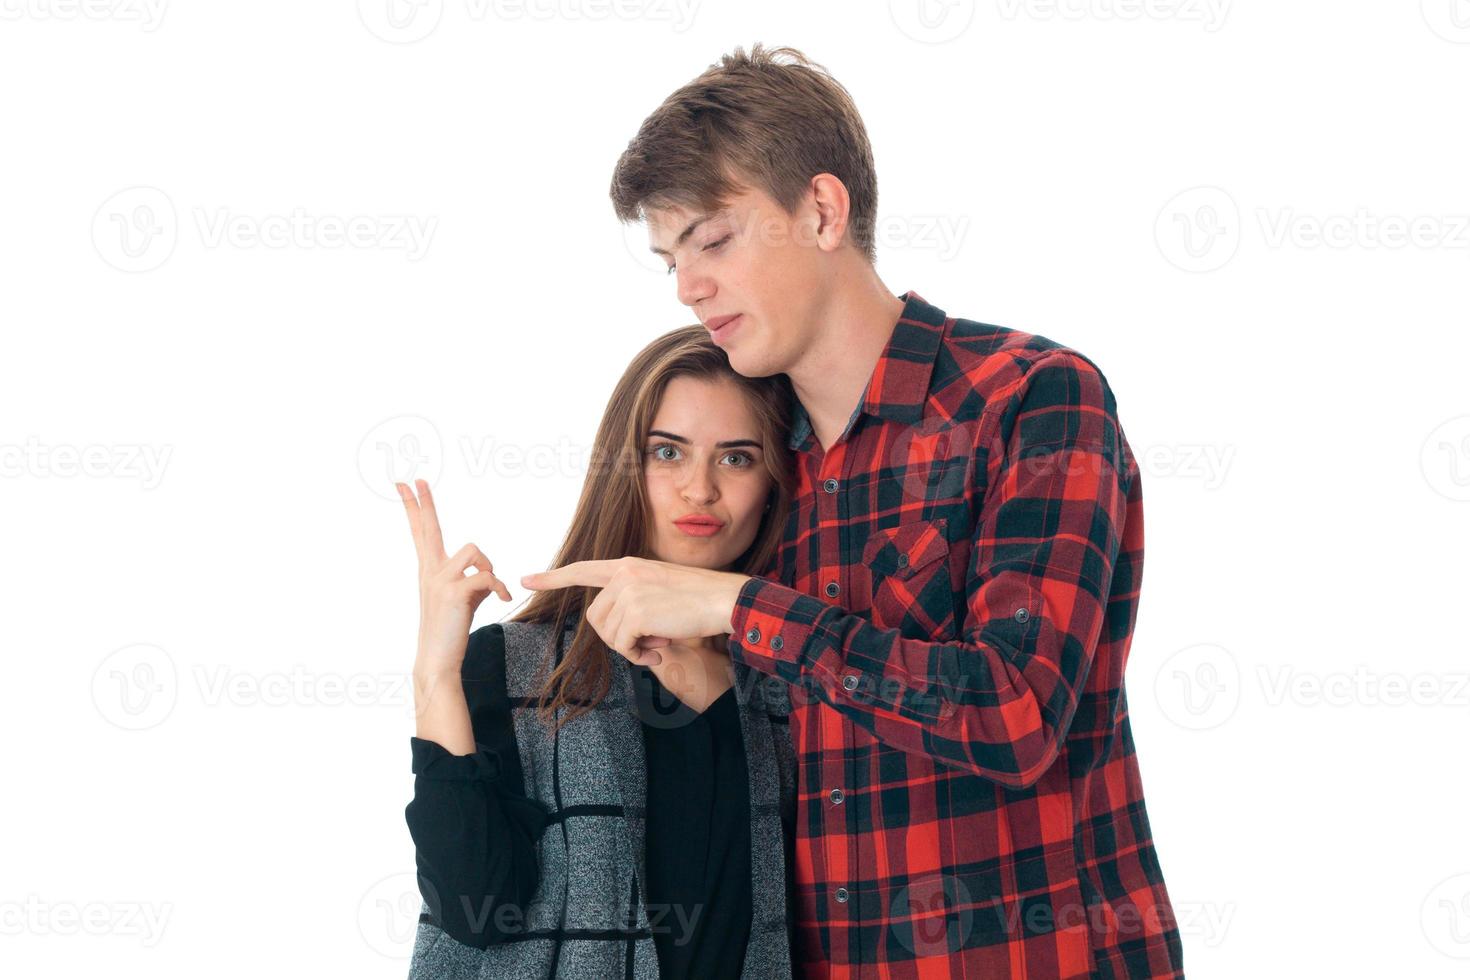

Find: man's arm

[727,351,1135,790]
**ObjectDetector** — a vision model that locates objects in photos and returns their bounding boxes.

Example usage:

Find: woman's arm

[404,624,549,949]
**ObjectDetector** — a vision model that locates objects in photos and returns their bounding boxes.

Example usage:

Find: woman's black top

[405,650,751,980]
[633,664,752,980]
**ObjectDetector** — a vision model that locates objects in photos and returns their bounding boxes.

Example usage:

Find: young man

[524,45,1184,978]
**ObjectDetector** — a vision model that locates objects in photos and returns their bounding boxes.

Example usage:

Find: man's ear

[808,172,852,253]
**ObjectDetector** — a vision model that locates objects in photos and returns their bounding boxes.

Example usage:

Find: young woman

[399,326,798,980]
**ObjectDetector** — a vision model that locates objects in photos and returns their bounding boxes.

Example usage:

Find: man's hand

[519,557,750,666]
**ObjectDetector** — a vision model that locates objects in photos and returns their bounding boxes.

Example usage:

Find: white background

[3,1,1468,977]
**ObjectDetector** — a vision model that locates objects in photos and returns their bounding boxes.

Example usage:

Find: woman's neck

[647,635,734,713]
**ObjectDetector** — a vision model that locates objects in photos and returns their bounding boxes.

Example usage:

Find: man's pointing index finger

[520,560,618,591]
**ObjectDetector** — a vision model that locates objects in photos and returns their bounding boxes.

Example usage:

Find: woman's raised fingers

[395,482,428,558]
[413,479,447,560]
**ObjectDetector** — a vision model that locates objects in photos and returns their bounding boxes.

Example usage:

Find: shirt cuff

[409,736,502,781]
[725,575,834,682]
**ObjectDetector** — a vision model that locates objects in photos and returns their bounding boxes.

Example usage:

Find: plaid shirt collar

[786,289,948,451]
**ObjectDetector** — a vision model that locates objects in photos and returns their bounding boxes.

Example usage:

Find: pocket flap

[861,518,949,580]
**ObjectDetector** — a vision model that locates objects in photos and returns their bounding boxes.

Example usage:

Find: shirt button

[770,635,784,652]
[842,674,859,692]
[830,788,844,804]
[1014,607,1030,624]
[896,554,909,569]
[746,626,761,644]
[835,887,849,903]
[823,478,839,494]
[825,582,840,598]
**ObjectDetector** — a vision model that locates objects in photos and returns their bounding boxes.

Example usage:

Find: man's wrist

[716,573,753,633]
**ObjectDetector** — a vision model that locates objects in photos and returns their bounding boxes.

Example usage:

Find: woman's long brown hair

[507,325,795,731]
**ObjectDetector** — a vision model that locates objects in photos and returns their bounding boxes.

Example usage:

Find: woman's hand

[397,479,513,678]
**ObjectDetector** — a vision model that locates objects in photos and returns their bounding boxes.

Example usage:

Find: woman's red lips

[674,515,725,537]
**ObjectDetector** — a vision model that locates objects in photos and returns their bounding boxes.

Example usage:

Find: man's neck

[785,269,906,453]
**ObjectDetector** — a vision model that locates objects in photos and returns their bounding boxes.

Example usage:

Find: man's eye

[664,236,730,276]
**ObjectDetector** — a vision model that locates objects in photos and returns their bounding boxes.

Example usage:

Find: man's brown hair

[609,43,879,264]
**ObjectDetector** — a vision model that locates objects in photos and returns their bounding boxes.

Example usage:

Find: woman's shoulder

[484,618,575,651]
[467,618,576,693]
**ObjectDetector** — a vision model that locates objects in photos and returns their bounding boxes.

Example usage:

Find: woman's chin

[652,540,732,571]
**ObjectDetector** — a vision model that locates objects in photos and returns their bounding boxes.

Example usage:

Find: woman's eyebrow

[648,429,762,450]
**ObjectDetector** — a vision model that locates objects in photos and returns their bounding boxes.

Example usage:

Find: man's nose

[676,264,712,309]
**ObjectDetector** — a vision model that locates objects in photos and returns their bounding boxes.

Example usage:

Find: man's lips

[705,314,743,340]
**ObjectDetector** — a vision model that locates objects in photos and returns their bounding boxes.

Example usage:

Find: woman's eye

[723,451,754,467]
[648,444,681,462]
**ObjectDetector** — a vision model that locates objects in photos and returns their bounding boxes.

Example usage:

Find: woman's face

[643,374,774,571]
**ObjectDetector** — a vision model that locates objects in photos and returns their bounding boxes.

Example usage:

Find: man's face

[645,183,828,379]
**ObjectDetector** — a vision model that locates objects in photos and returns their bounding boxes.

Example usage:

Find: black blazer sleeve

[404,622,549,949]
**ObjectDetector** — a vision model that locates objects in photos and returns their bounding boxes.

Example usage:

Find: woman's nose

[680,466,719,504]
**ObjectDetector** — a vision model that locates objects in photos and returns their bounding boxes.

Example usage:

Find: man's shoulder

[937,314,1117,413]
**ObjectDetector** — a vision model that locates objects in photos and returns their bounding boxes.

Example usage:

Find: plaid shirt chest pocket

[859,517,955,640]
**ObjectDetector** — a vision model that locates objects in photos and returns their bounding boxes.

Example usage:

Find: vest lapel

[733,660,788,979]
[591,651,650,929]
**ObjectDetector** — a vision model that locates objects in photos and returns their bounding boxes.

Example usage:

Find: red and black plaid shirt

[727,291,1183,978]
